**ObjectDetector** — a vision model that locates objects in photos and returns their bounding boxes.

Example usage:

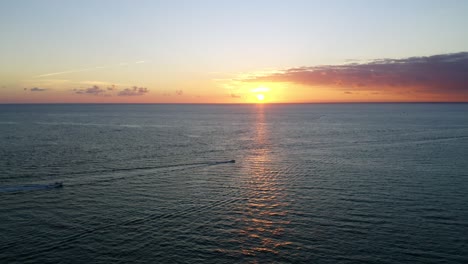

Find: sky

[1,0,467,103]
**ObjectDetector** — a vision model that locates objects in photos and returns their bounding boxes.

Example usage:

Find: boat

[208,160,236,165]
[48,182,63,188]
[216,160,235,164]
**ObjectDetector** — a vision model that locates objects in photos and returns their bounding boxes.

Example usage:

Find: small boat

[216,160,235,164]
[208,160,236,165]
[49,182,63,188]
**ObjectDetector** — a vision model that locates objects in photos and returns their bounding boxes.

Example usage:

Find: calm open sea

[1,103,468,263]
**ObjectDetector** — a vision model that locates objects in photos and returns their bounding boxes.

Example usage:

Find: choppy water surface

[1,104,468,263]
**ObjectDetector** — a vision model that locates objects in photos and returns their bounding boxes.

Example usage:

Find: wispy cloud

[175,89,183,96]
[118,86,149,96]
[73,85,149,97]
[251,87,270,93]
[73,85,108,96]
[24,87,48,92]
[243,52,468,95]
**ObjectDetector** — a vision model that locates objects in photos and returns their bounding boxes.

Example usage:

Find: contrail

[33,66,107,78]
[33,61,146,78]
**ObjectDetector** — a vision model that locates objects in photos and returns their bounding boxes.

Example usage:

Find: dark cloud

[73,85,149,97]
[74,85,107,96]
[118,86,149,96]
[175,89,183,96]
[25,87,48,92]
[245,52,468,95]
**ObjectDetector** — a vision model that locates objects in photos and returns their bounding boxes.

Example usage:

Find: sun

[256,94,265,101]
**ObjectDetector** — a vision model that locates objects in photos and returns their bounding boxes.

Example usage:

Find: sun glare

[251,85,273,103]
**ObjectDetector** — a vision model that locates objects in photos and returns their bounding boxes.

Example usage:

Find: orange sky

[1,1,468,103]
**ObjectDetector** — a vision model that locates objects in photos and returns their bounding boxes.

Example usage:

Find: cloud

[118,86,149,96]
[244,52,468,94]
[175,90,183,96]
[24,87,48,92]
[72,85,149,97]
[230,93,241,98]
[251,87,270,93]
[74,85,107,96]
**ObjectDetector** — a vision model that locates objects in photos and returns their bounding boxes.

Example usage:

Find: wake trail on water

[69,163,209,187]
[0,160,235,193]
[102,159,235,172]
[9,160,235,180]
[0,160,238,254]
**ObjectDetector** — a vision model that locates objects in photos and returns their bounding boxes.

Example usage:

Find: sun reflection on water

[235,105,293,259]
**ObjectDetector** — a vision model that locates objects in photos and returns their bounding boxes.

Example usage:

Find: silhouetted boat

[48,182,63,188]
[209,160,236,165]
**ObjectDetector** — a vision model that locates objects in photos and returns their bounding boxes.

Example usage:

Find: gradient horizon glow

[1,0,468,103]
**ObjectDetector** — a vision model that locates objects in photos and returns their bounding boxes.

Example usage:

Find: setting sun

[256,94,265,101]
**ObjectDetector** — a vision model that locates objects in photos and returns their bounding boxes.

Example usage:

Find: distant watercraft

[218,160,235,164]
[0,182,63,193]
[208,160,236,165]
[49,182,63,188]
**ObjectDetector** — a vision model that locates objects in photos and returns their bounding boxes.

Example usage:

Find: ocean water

[1,103,467,263]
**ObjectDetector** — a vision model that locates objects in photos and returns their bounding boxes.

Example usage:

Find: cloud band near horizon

[73,85,149,96]
[244,52,468,95]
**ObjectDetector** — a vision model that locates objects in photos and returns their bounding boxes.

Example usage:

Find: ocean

[1,103,467,263]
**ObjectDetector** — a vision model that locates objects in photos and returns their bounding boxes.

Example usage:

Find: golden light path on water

[235,104,293,258]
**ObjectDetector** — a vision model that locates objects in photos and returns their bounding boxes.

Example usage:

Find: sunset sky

[1,0,467,103]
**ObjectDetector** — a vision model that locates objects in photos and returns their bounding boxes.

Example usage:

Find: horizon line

[1,102,468,105]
